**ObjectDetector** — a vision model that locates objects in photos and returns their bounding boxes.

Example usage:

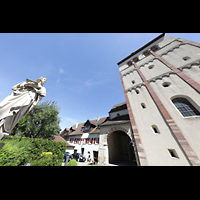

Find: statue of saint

[0,77,47,138]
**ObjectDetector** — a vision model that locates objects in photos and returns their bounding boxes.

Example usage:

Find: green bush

[0,136,67,166]
[67,159,77,166]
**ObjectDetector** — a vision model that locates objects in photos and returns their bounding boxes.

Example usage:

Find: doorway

[81,148,84,155]
[108,130,136,165]
[93,151,98,163]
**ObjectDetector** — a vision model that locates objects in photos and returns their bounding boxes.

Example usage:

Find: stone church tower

[117,33,200,165]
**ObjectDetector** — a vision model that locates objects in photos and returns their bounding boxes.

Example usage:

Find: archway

[107,130,137,166]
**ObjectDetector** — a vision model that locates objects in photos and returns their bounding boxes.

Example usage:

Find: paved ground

[62,161,137,166]
[62,161,92,166]
[78,161,90,166]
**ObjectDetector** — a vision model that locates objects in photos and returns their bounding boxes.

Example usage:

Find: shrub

[0,136,67,166]
[67,159,77,166]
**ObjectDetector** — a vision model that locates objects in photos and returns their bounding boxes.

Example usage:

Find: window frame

[171,97,200,118]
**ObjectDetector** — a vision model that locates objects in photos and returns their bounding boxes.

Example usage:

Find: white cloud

[59,68,65,74]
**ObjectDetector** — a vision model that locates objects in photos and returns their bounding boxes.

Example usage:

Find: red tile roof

[53,135,74,147]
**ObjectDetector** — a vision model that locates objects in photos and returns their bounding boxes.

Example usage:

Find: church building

[117,33,200,165]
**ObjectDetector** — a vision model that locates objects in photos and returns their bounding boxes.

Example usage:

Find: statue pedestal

[0,132,9,140]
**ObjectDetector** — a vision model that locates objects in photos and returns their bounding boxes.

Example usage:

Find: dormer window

[83,120,93,132]
[85,124,91,130]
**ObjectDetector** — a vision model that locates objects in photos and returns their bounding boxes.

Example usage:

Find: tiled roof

[101,114,130,126]
[108,102,127,113]
[64,117,108,136]
[53,135,74,147]
[54,135,67,143]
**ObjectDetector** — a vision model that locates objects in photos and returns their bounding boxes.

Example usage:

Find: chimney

[97,116,100,122]
[75,122,79,128]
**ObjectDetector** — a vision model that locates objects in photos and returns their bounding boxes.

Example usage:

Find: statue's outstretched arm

[12,82,24,91]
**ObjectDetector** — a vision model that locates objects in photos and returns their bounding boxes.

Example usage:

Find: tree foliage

[11,101,61,139]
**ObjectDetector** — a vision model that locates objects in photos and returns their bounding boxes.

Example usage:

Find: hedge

[0,136,67,166]
[67,159,77,166]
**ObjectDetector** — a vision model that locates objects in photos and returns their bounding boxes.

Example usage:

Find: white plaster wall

[157,35,176,48]
[122,70,143,90]
[161,44,200,69]
[150,74,200,160]
[140,59,171,81]
[156,40,182,56]
[181,64,200,85]
[67,133,99,162]
[127,86,190,166]
[109,109,128,119]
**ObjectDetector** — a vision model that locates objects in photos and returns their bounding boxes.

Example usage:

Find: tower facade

[117,33,200,166]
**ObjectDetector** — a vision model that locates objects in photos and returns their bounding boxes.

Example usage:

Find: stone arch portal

[107,127,137,166]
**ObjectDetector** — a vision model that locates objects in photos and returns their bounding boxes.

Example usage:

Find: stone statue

[0,77,47,139]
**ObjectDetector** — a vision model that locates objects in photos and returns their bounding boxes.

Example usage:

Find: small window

[132,80,135,84]
[143,50,150,57]
[127,61,132,66]
[168,149,179,158]
[132,57,139,63]
[183,56,191,61]
[136,89,140,94]
[141,103,146,109]
[91,138,94,144]
[152,125,160,134]
[148,65,154,69]
[162,82,171,87]
[151,45,160,52]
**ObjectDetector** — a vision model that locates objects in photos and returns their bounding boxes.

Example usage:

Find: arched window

[141,103,146,109]
[135,89,140,94]
[152,125,160,134]
[172,97,200,117]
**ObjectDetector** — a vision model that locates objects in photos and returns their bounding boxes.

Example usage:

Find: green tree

[11,101,61,139]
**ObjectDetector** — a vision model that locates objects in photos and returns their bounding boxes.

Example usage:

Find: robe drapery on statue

[0,77,47,138]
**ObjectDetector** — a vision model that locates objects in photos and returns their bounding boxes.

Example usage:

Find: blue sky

[0,33,200,131]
